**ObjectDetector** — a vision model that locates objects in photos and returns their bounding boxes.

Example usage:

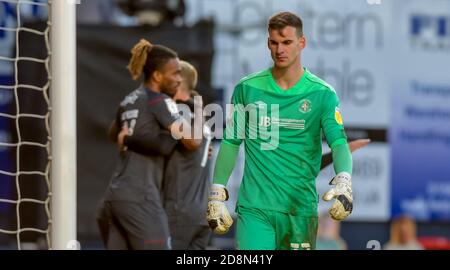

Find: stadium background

[0,0,449,249]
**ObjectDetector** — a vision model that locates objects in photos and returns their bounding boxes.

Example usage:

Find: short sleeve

[153,97,180,129]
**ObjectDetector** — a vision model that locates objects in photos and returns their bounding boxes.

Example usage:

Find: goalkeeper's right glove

[207,184,233,234]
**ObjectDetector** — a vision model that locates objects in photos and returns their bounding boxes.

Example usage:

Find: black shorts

[97,199,171,250]
[169,222,211,250]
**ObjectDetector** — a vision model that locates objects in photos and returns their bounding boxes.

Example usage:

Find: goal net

[0,0,76,250]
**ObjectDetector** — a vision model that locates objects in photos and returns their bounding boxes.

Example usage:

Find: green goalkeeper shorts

[235,206,318,250]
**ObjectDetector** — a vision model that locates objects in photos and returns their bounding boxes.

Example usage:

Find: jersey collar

[268,67,309,95]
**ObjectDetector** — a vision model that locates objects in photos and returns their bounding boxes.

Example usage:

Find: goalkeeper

[207,12,353,250]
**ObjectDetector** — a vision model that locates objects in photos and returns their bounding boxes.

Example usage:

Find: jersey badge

[299,99,311,113]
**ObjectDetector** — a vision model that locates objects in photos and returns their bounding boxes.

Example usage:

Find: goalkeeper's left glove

[322,172,353,221]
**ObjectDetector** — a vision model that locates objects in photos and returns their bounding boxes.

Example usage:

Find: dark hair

[268,12,303,37]
[127,39,178,81]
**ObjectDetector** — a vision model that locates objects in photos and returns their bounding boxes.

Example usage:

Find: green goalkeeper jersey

[223,67,347,216]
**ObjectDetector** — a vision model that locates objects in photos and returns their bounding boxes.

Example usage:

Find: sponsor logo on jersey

[258,117,305,130]
[299,99,312,113]
[272,117,305,130]
[259,116,271,127]
[335,107,343,125]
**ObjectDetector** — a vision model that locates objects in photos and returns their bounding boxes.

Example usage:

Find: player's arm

[151,96,202,151]
[320,139,370,170]
[112,101,178,155]
[119,96,206,155]
[117,123,177,156]
[207,134,241,235]
[168,97,203,151]
[320,90,353,221]
[207,84,245,234]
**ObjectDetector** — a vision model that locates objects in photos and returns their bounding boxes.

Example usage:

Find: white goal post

[50,0,77,250]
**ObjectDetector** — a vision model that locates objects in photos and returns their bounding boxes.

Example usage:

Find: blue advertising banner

[390,0,450,221]
[391,80,450,221]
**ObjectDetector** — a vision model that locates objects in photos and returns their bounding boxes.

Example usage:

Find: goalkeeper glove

[207,184,233,234]
[322,172,353,221]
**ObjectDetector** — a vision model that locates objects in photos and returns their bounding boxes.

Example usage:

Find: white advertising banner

[192,0,392,127]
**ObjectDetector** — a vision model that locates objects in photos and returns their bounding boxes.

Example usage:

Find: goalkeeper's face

[159,58,182,98]
[268,26,305,69]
